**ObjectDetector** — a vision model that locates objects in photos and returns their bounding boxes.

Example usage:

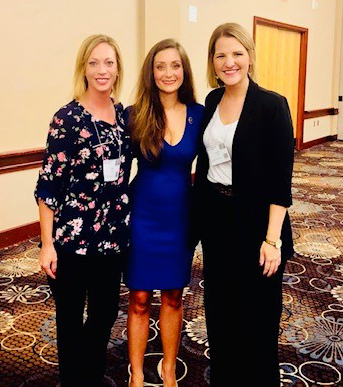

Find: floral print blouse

[35,100,132,255]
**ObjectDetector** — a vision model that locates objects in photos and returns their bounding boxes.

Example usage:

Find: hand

[259,241,281,277]
[39,244,58,279]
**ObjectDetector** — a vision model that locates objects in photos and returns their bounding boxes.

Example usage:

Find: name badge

[207,143,230,166]
[103,158,121,182]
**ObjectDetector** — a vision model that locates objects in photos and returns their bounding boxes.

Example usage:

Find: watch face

[276,239,282,249]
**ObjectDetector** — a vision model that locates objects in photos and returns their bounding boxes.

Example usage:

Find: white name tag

[103,158,121,182]
[207,143,230,166]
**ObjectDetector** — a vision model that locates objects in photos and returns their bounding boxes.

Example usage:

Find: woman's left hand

[259,242,281,277]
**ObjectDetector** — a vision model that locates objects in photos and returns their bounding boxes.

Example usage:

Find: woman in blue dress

[125,39,204,387]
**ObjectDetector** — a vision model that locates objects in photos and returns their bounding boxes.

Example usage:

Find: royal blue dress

[125,103,204,290]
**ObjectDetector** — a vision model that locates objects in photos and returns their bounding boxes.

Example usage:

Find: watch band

[265,238,282,249]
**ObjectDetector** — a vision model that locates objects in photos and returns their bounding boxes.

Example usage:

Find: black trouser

[48,249,123,387]
[201,183,285,387]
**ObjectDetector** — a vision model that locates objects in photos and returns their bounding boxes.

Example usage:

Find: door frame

[253,16,308,150]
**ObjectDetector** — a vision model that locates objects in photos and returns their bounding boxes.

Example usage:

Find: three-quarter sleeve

[35,111,74,211]
[268,96,294,208]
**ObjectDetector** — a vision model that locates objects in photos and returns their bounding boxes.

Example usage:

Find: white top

[203,106,238,186]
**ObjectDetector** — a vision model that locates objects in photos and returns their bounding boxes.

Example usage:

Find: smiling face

[153,48,184,96]
[84,42,118,95]
[213,36,251,88]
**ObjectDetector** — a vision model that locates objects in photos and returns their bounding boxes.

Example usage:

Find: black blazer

[192,79,294,261]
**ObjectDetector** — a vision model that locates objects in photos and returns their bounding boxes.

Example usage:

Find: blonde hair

[207,23,256,88]
[73,34,123,100]
[130,38,196,160]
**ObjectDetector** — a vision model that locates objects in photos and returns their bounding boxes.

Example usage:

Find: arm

[268,96,294,207]
[35,108,74,277]
[259,204,287,277]
[189,93,215,249]
[260,95,294,276]
[38,200,57,279]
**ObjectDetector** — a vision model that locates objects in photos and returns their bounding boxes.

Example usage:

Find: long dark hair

[130,38,196,160]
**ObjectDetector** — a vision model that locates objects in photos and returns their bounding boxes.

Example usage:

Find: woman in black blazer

[192,23,294,386]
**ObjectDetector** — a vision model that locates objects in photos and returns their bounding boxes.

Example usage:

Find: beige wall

[144,0,181,55]
[0,0,141,231]
[0,0,141,152]
[0,170,39,230]
[1,0,342,232]
[337,0,343,139]
[180,0,340,111]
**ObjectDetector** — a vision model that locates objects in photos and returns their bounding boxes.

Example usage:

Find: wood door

[254,17,308,150]
[255,23,301,138]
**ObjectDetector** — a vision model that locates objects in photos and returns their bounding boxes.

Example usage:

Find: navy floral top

[35,100,132,255]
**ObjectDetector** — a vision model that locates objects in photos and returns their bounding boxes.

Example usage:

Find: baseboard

[302,135,338,150]
[0,221,40,249]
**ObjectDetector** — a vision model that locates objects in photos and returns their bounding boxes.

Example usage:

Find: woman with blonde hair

[35,34,132,386]
[192,23,294,385]
[125,38,204,387]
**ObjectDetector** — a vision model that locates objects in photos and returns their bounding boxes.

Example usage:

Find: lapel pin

[188,117,193,124]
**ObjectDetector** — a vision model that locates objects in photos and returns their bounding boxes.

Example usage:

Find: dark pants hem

[48,249,123,387]
[201,183,284,387]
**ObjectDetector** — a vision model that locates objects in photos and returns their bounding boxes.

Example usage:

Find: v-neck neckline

[76,99,116,127]
[164,105,189,147]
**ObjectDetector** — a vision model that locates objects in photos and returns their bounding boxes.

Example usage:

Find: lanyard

[92,119,122,161]
[78,100,123,159]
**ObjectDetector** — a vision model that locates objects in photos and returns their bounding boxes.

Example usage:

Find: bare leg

[159,289,183,387]
[127,290,153,387]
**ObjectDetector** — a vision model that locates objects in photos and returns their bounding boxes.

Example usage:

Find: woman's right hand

[39,244,58,279]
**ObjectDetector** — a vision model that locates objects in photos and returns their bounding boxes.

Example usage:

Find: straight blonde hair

[130,39,196,160]
[73,34,123,101]
[207,23,256,88]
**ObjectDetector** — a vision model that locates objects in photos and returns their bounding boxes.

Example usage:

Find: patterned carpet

[1,140,343,387]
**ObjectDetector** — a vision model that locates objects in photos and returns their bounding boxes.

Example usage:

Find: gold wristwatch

[265,238,282,249]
